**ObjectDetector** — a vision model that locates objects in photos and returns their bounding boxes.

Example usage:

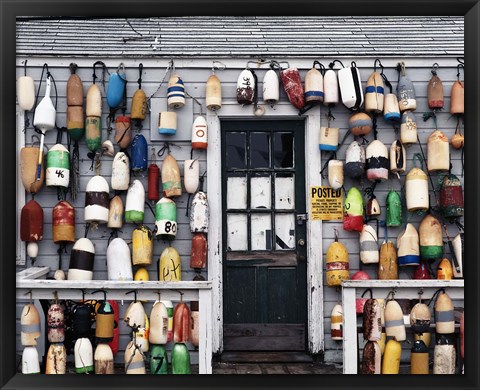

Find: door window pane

[251,214,272,250]
[226,132,246,169]
[250,132,270,168]
[227,214,248,251]
[250,175,271,209]
[227,176,247,209]
[275,174,295,210]
[274,132,294,168]
[275,214,296,250]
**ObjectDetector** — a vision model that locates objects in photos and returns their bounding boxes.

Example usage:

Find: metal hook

[138,63,143,89]
[79,289,86,301]
[418,288,424,303]
[53,290,59,304]
[431,63,439,75]
[24,59,28,76]
[333,228,339,242]
[92,289,107,301]
[25,290,33,304]
[212,60,226,73]
[126,289,138,302]
[156,291,161,302]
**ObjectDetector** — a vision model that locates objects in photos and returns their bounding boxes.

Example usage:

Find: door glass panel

[275,214,296,250]
[275,174,295,209]
[250,132,270,168]
[250,175,271,209]
[227,176,247,209]
[251,214,272,250]
[227,214,248,251]
[274,132,294,168]
[226,132,246,169]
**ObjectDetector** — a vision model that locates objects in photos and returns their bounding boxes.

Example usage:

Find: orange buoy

[21,147,45,194]
[450,79,464,115]
[52,200,75,244]
[378,240,398,280]
[437,258,453,280]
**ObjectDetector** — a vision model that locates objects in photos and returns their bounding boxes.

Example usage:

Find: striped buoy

[345,141,365,179]
[190,192,209,233]
[411,340,429,374]
[85,175,109,224]
[410,302,431,334]
[125,179,145,223]
[22,346,40,374]
[173,303,191,343]
[400,111,417,145]
[45,343,66,374]
[149,301,169,345]
[325,238,349,287]
[304,64,324,103]
[397,223,420,266]
[46,144,70,188]
[184,159,200,194]
[67,106,85,141]
[21,303,41,346]
[366,140,389,181]
[68,238,95,280]
[94,343,114,374]
[132,225,153,266]
[427,130,450,172]
[406,167,429,212]
[74,337,94,374]
[386,191,402,227]
[435,292,455,334]
[111,152,130,191]
[328,160,343,190]
[378,241,398,280]
[363,299,382,341]
[106,237,133,281]
[330,304,343,341]
[159,247,181,282]
[155,197,177,240]
[158,111,177,135]
[419,214,443,260]
[85,116,102,152]
[365,71,384,114]
[360,224,379,264]
[107,195,124,229]
[66,63,84,138]
[389,140,406,174]
[383,93,400,123]
[162,154,182,198]
[348,112,372,136]
[385,300,406,341]
[343,187,364,232]
[206,73,222,111]
[319,127,339,151]
[167,74,186,109]
[361,341,381,374]
[190,233,207,270]
[192,116,208,149]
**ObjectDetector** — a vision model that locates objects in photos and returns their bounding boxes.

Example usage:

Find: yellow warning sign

[310,186,343,221]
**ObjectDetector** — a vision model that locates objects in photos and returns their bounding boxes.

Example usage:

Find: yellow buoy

[159,247,181,282]
[325,237,349,287]
[378,241,398,280]
[132,225,153,266]
[382,339,401,374]
[134,267,150,281]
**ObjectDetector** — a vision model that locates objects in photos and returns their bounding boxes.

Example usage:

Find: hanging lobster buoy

[325,237,349,287]
[400,111,417,145]
[385,300,405,341]
[383,92,401,123]
[67,63,85,140]
[21,303,41,346]
[281,67,305,110]
[343,187,364,232]
[386,191,402,227]
[158,111,177,135]
[150,345,169,374]
[149,301,169,345]
[427,130,450,172]
[107,195,124,229]
[191,116,208,149]
[206,73,222,111]
[441,172,463,211]
[22,346,40,374]
[159,247,181,282]
[131,89,147,122]
[184,159,199,194]
[21,199,44,248]
[437,258,453,280]
[94,343,114,374]
[397,223,420,266]
[419,214,443,260]
[397,62,416,112]
[190,301,200,347]
[124,341,146,374]
[330,304,343,341]
[148,159,160,204]
[263,69,279,106]
[452,233,463,278]
[434,335,456,374]
[389,140,406,174]
[68,238,95,280]
[365,71,384,114]
[47,303,65,343]
[348,112,372,136]
[191,233,207,270]
[378,240,398,280]
[125,179,145,223]
[155,197,177,240]
[131,134,148,171]
[190,192,209,233]
[345,141,366,179]
[114,115,132,150]
[410,302,431,334]
[319,127,339,151]
[450,133,464,150]
[411,340,430,374]
[124,301,146,329]
[171,343,191,374]
[74,337,94,374]
[17,69,35,111]
[85,116,102,152]
[382,339,401,374]
[167,73,186,109]
[363,299,382,341]
[361,341,381,374]
[111,152,130,191]
[366,196,380,217]
[21,146,45,194]
[338,62,363,110]
[67,63,83,106]
[428,65,444,109]
[162,154,182,198]
[323,68,339,106]
[435,292,455,334]
[406,167,429,212]
[132,225,153,266]
[173,303,191,343]
[106,238,133,281]
[85,175,109,224]
[450,79,464,115]
[45,344,67,374]
[304,63,324,103]
[360,224,379,264]
[96,300,115,343]
[366,140,389,181]
[237,68,255,105]
[328,160,343,190]
[106,63,127,109]
[46,144,70,188]
[86,83,102,117]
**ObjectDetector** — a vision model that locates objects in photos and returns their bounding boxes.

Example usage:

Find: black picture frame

[1,1,479,389]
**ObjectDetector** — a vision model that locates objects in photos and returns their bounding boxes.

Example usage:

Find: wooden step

[217,351,313,363]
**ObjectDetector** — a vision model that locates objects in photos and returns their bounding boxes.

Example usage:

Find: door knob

[298,239,305,246]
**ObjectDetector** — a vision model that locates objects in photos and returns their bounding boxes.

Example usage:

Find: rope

[146,60,173,111]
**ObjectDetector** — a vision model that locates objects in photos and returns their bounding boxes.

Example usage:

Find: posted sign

[310,186,343,221]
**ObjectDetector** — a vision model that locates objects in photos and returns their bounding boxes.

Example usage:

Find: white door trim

[207,101,324,354]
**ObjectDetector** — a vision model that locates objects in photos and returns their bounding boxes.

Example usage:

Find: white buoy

[74,337,94,374]
[22,346,40,374]
[107,238,133,281]
[190,192,209,233]
[111,152,130,191]
[125,179,145,223]
[263,69,279,106]
[184,159,199,194]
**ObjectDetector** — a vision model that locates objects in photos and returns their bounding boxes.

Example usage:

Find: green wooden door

[221,120,307,352]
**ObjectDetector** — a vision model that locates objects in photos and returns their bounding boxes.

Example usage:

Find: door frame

[207,101,323,355]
